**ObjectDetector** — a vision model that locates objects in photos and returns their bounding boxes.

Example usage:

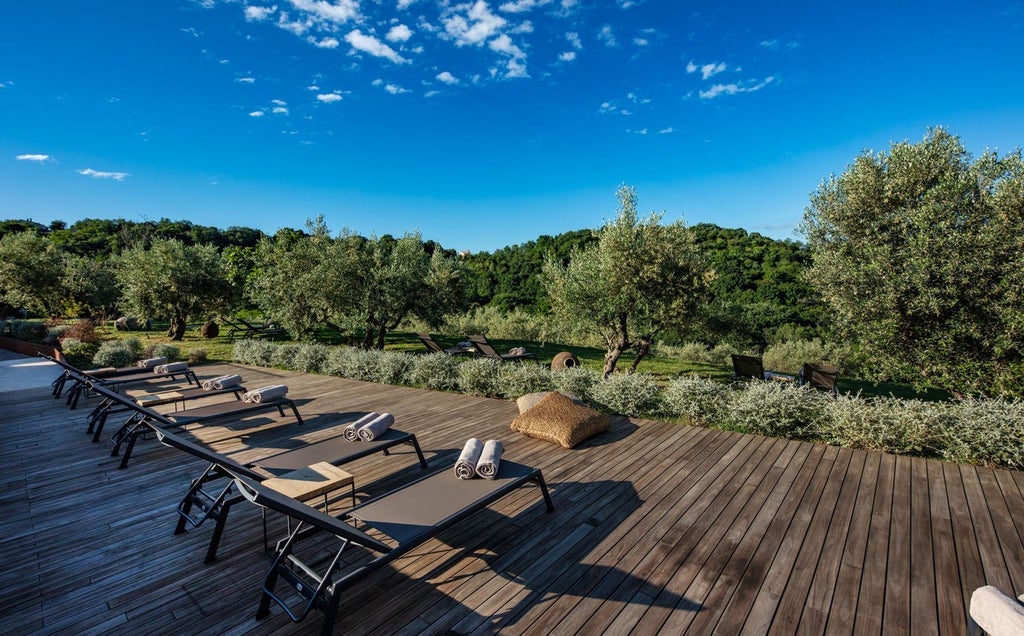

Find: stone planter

[551,351,579,372]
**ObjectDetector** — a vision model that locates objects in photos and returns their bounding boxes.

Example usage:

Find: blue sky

[2,1,1023,252]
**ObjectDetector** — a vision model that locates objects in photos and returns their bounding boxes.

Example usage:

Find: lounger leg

[408,435,428,468]
[204,499,234,564]
[535,472,555,513]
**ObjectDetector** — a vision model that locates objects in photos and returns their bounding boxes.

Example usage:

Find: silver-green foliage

[122,337,144,358]
[92,341,135,368]
[817,394,943,455]
[551,366,601,402]
[151,343,180,361]
[408,353,460,391]
[801,127,1024,396]
[589,373,662,416]
[232,339,277,367]
[0,231,65,316]
[722,382,828,438]
[373,350,414,386]
[498,363,553,399]
[940,397,1024,469]
[293,343,331,374]
[663,375,728,423]
[457,357,503,397]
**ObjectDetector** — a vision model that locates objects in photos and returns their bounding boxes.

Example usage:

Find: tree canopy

[544,185,711,377]
[801,127,1024,396]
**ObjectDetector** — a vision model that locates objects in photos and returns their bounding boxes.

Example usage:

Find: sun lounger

[223,317,287,340]
[798,362,840,396]
[730,354,795,382]
[416,333,474,356]
[153,424,428,563]
[43,354,199,408]
[466,334,538,362]
[229,457,553,633]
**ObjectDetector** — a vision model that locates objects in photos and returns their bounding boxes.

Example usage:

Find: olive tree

[801,128,1024,396]
[0,231,66,316]
[544,185,711,378]
[115,239,233,340]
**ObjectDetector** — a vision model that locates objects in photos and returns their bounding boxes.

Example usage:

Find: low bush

[551,366,601,401]
[373,350,414,386]
[187,348,208,365]
[498,363,553,399]
[589,373,662,416]
[457,357,503,397]
[151,343,180,361]
[232,339,278,367]
[60,319,99,344]
[723,381,827,438]
[673,342,713,363]
[337,348,382,382]
[60,338,99,368]
[92,341,135,368]
[9,319,46,341]
[408,353,461,391]
[817,394,942,455]
[271,344,302,369]
[663,374,728,423]
[293,343,330,374]
[122,337,144,358]
[940,397,1024,470]
[762,339,837,375]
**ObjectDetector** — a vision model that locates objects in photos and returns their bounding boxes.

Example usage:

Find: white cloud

[272,106,289,114]
[312,36,340,48]
[316,92,343,102]
[699,75,774,99]
[443,1,507,46]
[181,27,199,38]
[503,58,528,78]
[489,33,525,59]
[277,12,312,35]
[658,127,673,134]
[510,20,533,34]
[272,99,287,106]
[424,89,440,97]
[633,38,648,46]
[397,0,418,8]
[598,101,615,113]
[436,71,459,84]
[249,110,265,117]
[386,24,413,42]
[385,83,410,94]
[686,60,697,74]
[236,76,256,83]
[288,0,358,23]
[701,62,726,79]
[499,0,549,13]
[760,39,779,50]
[245,5,277,21]
[558,51,576,62]
[566,31,582,49]
[78,168,128,181]
[628,128,648,135]
[345,30,408,63]
[597,25,616,47]
[16,154,51,162]
[307,84,320,90]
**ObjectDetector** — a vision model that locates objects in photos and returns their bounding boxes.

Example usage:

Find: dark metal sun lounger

[86,383,248,442]
[229,457,554,634]
[152,425,428,563]
[44,354,200,408]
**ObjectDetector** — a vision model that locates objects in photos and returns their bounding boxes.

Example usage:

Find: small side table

[261,462,355,550]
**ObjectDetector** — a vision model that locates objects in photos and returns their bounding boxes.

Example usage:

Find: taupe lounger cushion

[515,390,582,414]
[511,391,608,448]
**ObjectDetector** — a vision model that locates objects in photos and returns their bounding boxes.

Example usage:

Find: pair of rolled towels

[508,347,526,355]
[153,361,189,374]
[137,357,167,368]
[241,384,288,403]
[201,374,243,391]
[455,438,503,480]
[343,412,394,442]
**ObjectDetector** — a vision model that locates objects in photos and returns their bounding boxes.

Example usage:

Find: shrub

[551,366,601,401]
[674,342,712,363]
[187,348,208,365]
[708,342,740,368]
[940,397,1024,469]
[373,350,414,386]
[408,353,461,391]
[589,373,662,416]
[762,339,834,375]
[92,341,135,368]
[817,394,942,455]
[457,357,504,397]
[60,339,99,368]
[293,343,330,374]
[60,319,99,344]
[498,363,553,399]
[724,382,827,438]
[232,339,278,367]
[663,374,729,423]
[9,319,45,341]
[439,306,559,343]
[342,348,383,382]
[45,324,70,343]
[122,337,144,358]
[271,344,302,369]
[151,343,180,361]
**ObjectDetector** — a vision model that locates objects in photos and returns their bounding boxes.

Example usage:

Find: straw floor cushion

[511,391,609,449]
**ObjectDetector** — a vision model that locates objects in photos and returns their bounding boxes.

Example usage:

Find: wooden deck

[1,362,1022,635]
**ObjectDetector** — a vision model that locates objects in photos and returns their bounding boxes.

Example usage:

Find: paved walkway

[0,351,60,392]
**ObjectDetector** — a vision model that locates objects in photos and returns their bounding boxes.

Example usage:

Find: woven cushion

[511,391,609,448]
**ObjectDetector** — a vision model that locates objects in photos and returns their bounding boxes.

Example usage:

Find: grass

[90,321,949,402]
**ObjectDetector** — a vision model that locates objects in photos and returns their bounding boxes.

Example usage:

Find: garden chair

[798,362,840,396]
[231,457,553,633]
[152,424,428,563]
[416,333,474,356]
[466,334,538,362]
[730,354,795,382]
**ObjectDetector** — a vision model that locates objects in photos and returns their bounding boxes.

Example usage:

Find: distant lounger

[466,334,538,362]
[416,333,474,356]
[798,362,840,396]
[222,317,287,340]
[229,457,553,634]
[730,354,795,383]
[152,424,428,563]
[43,355,199,408]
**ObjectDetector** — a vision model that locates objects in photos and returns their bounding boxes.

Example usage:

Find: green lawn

[94,323,949,402]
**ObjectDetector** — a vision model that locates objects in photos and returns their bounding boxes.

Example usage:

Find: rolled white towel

[137,356,168,368]
[344,412,379,441]
[357,413,394,442]
[508,347,526,355]
[475,439,503,479]
[202,378,215,390]
[154,361,189,374]
[213,374,242,390]
[454,438,483,480]
[242,384,287,403]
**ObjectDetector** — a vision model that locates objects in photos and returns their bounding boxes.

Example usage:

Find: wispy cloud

[687,61,727,80]
[397,0,419,9]
[290,0,359,24]
[386,24,413,42]
[78,168,128,181]
[658,127,673,134]
[700,76,774,99]
[633,37,648,46]
[598,25,616,47]
[443,1,507,46]
[316,91,343,103]
[566,31,582,49]
[559,51,576,62]
[236,76,256,83]
[499,0,550,13]
[436,71,459,84]
[249,110,265,117]
[181,27,200,38]
[16,154,52,162]
[345,30,408,63]
[312,36,339,48]
[245,5,277,21]
[373,79,411,94]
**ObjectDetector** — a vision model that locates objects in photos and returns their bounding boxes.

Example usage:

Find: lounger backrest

[152,426,264,480]
[226,469,392,554]
[87,382,177,428]
[800,363,840,392]
[466,335,500,358]
[416,333,444,353]
[731,354,765,380]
